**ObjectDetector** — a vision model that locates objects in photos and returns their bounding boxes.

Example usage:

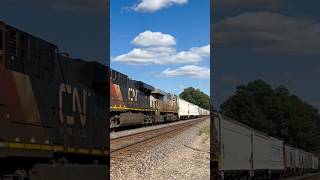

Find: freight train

[0,22,108,178]
[110,69,210,128]
[214,112,319,180]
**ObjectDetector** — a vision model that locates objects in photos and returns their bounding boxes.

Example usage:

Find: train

[0,20,209,178]
[0,22,108,178]
[214,112,319,180]
[110,68,210,128]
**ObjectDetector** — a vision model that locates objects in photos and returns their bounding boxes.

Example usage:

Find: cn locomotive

[0,22,108,178]
[110,69,210,128]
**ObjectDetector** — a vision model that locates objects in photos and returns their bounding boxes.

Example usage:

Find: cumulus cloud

[215,12,320,55]
[132,31,176,47]
[161,65,210,79]
[132,0,188,13]
[113,30,210,65]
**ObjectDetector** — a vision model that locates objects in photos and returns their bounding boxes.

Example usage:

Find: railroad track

[110,117,208,161]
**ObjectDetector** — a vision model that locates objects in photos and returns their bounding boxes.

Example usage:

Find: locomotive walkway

[110,117,206,161]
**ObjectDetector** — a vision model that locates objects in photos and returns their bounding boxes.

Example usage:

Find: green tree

[220,79,320,152]
[179,87,210,110]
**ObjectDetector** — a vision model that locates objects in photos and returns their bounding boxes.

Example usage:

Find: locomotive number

[59,83,90,127]
[128,88,138,102]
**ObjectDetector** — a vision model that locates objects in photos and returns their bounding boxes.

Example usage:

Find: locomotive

[0,22,108,178]
[110,69,178,128]
[110,68,209,128]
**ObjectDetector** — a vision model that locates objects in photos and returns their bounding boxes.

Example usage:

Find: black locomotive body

[110,69,155,128]
[0,22,108,177]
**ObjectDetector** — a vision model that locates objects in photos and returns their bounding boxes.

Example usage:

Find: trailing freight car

[198,107,210,116]
[0,21,107,178]
[177,97,207,120]
[214,113,319,179]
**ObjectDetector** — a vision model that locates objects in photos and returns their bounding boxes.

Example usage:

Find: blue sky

[111,0,210,95]
[0,0,106,64]
[213,0,320,109]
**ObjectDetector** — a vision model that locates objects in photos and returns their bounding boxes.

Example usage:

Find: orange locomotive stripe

[11,71,42,125]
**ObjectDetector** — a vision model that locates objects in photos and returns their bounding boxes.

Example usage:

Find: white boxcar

[284,145,296,169]
[199,107,205,116]
[189,103,199,116]
[306,152,313,169]
[198,107,209,116]
[215,115,253,171]
[294,148,301,168]
[312,155,319,169]
[253,130,271,170]
[300,150,308,169]
[177,97,189,118]
[270,137,284,170]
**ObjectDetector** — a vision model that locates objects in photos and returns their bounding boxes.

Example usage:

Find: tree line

[179,87,210,110]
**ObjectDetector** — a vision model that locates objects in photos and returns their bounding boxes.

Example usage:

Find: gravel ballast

[110,118,210,180]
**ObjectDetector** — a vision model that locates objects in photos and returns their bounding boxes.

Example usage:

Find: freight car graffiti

[59,83,90,127]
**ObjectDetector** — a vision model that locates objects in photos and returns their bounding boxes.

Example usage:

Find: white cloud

[215,12,320,55]
[113,31,210,65]
[161,65,210,79]
[132,0,188,12]
[175,45,210,61]
[132,31,176,47]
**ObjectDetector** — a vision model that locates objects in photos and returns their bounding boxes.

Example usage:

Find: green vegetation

[179,87,210,110]
[199,126,210,143]
[220,80,320,152]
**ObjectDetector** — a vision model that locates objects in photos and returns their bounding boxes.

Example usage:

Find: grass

[199,126,210,143]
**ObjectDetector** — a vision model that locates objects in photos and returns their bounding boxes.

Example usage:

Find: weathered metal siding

[216,116,252,170]
[178,97,189,117]
[270,137,284,170]
[162,93,178,114]
[312,155,319,169]
[294,148,300,168]
[284,145,295,168]
[189,102,199,116]
[253,130,271,170]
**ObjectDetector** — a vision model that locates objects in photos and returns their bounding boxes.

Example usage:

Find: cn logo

[59,83,90,127]
[128,88,138,102]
